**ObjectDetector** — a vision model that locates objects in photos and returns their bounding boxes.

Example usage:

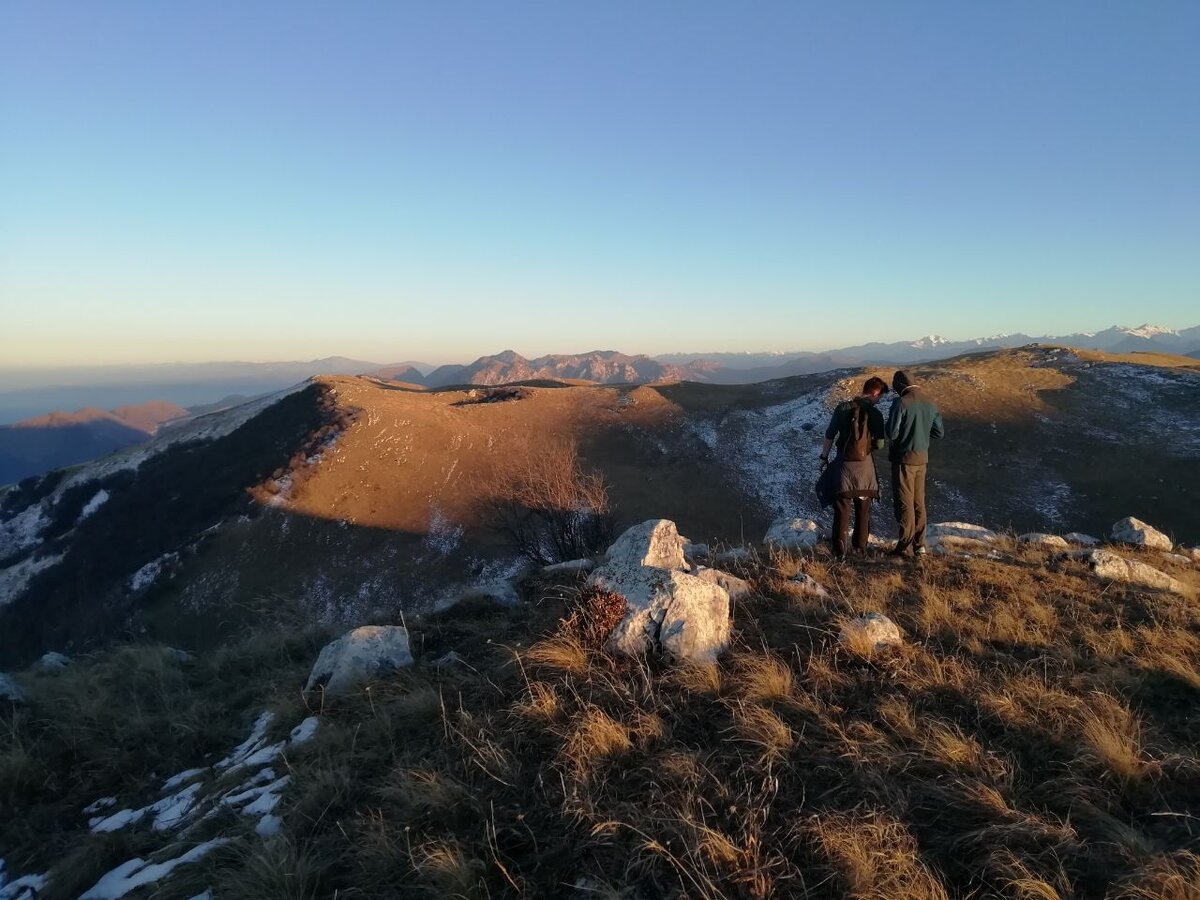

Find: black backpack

[841,400,873,462]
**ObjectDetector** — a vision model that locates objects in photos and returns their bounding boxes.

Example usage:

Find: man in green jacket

[886,370,945,556]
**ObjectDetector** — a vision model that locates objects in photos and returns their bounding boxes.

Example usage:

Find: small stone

[839,613,903,656]
[1161,553,1192,567]
[764,517,821,551]
[788,573,829,598]
[1063,532,1099,546]
[1085,549,1187,595]
[928,523,999,545]
[1018,533,1070,550]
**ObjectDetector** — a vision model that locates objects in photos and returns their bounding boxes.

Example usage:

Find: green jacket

[824,397,886,456]
[886,386,944,464]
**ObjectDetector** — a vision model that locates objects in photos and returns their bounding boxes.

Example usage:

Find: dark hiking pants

[833,496,872,556]
[891,462,927,553]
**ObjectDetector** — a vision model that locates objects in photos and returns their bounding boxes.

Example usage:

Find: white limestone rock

[788,573,829,598]
[602,519,686,570]
[1110,517,1173,552]
[304,626,414,696]
[1063,532,1099,546]
[35,651,71,672]
[1161,553,1192,567]
[541,558,595,575]
[693,566,752,600]
[764,517,821,551]
[928,523,999,545]
[1085,549,1187,595]
[1018,533,1070,550]
[839,613,904,655]
[0,672,29,704]
[588,520,731,662]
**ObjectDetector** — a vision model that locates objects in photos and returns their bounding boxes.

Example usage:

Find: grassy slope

[3,543,1198,899]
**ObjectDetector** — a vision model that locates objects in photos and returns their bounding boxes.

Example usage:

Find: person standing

[886,370,944,556]
[819,377,888,556]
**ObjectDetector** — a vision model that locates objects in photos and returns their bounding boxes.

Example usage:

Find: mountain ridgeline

[1,344,1198,669]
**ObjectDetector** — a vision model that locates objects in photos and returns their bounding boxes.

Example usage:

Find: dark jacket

[886,386,945,464]
[821,397,886,501]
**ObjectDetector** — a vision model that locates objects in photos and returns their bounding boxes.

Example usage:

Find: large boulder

[764,518,821,551]
[1084,549,1187,595]
[928,523,999,545]
[603,519,686,570]
[0,673,28,704]
[305,626,414,696]
[839,613,903,656]
[1110,517,1173,552]
[588,520,730,662]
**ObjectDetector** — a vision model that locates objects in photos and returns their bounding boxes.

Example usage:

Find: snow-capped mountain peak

[910,335,950,349]
[1120,324,1177,339]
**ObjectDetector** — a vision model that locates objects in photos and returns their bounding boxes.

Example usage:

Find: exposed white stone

[602,519,686,570]
[693,566,752,600]
[839,613,904,655]
[1063,532,1100,546]
[305,625,414,696]
[0,674,27,704]
[588,520,731,662]
[1110,517,1173,552]
[788,573,830,598]
[1018,533,1070,550]
[1161,553,1192,567]
[35,651,71,671]
[763,517,821,551]
[1085,549,1187,594]
[928,522,999,545]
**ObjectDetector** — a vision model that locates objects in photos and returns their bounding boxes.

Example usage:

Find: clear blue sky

[2,1,1197,365]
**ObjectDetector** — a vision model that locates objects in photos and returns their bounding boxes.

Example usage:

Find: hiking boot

[886,545,911,558]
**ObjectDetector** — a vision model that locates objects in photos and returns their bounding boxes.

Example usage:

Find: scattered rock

[788,573,829,598]
[304,626,414,696]
[839,613,904,656]
[928,522,999,545]
[1110,517,1173,552]
[1178,546,1200,564]
[1063,532,1099,546]
[35,651,71,672]
[1084,549,1187,595]
[0,672,29,704]
[1019,533,1070,550]
[693,566,752,600]
[683,542,711,561]
[588,520,731,662]
[1161,552,1192,567]
[712,546,752,566]
[541,558,595,575]
[764,517,821,551]
[164,648,195,664]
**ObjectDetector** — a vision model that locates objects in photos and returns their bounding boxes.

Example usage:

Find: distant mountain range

[376,323,1200,388]
[0,401,190,485]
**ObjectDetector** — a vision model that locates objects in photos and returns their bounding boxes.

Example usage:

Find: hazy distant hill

[0,401,189,485]
[421,350,715,387]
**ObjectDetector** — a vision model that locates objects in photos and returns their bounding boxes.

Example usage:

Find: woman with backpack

[818,377,889,557]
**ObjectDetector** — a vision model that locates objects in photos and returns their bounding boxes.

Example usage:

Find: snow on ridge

[78,489,110,522]
[0,553,63,608]
[78,839,230,900]
[128,553,179,592]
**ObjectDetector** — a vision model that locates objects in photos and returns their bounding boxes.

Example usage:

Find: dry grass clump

[560,585,628,649]
[7,546,1200,898]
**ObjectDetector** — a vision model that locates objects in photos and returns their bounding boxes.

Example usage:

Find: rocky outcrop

[305,626,414,696]
[0,672,28,704]
[764,518,821,551]
[1084,549,1187,594]
[1110,517,1173,552]
[1019,533,1069,550]
[588,520,731,662]
[839,613,903,656]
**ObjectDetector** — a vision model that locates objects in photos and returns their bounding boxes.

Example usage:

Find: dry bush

[560,585,628,650]
[806,811,950,900]
[485,437,615,565]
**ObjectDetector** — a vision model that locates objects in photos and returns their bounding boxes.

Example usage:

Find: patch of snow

[0,503,49,561]
[0,861,48,900]
[0,552,63,607]
[424,507,464,555]
[84,796,118,815]
[90,782,204,833]
[78,489,110,521]
[78,838,230,900]
[255,814,283,837]
[288,716,319,745]
[215,711,274,770]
